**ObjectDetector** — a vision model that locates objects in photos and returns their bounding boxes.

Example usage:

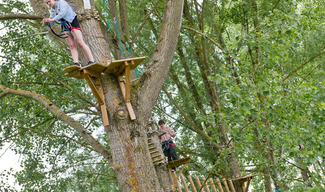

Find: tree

[1,0,184,191]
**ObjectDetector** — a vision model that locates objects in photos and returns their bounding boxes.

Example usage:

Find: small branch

[282,47,325,82]
[162,86,222,149]
[0,13,42,20]
[181,25,224,52]
[131,0,163,45]
[0,32,48,43]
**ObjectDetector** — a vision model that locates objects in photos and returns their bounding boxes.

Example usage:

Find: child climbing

[158,120,178,171]
[42,0,95,66]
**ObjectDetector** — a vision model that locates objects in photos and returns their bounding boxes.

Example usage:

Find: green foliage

[0,0,324,191]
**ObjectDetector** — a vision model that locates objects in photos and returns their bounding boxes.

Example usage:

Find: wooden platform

[103,57,145,75]
[82,62,107,73]
[62,57,145,124]
[63,65,83,79]
[232,174,257,192]
[168,157,191,169]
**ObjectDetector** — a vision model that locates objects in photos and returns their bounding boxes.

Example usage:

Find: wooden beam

[167,157,191,168]
[83,74,104,104]
[173,172,182,192]
[101,104,109,126]
[216,178,224,192]
[222,178,230,192]
[209,178,218,192]
[124,61,131,102]
[188,175,197,192]
[228,179,236,192]
[195,176,202,192]
[117,75,136,120]
[180,174,189,192]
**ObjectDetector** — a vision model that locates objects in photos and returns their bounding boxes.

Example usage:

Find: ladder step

[153,158,165,164]
[148,142,155,145]
[150,150,159,154]
[151,154,161,159]
[149,146,156,150]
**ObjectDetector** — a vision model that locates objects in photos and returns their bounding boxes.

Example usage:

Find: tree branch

[0,32,48,42]
[282,47,325,82]
[162,86,222,149]
[0,13,42,20]
[0,84,112,161]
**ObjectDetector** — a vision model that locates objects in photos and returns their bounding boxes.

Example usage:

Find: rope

[113,18,125,55]
[102,0,111,31]
[113,18,140,78]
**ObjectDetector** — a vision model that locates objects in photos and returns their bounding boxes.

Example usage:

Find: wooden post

[83,73,109,126]
[195,176,202,192]
[216,178,224,192]
[222,178,230,192]
[117,76,136,120]
[209,178,218,192]
[124,61,131,102]
[173,171,182,192]
[188,175,197,192]
[202,176,210,192]
[245,178,252,192]
[228,179,236,192]
[180,174,189,192]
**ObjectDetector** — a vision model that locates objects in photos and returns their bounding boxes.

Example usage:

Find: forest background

[0,0,324,191]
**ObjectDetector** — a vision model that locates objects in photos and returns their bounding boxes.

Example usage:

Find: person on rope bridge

[42,0,95,66]
[158,120,178,171]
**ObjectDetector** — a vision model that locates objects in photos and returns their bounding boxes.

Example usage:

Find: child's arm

[53,0,69,21]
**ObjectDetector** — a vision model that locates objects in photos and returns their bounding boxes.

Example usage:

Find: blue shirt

[50,0,77,23]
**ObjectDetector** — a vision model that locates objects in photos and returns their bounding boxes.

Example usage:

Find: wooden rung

[167,157,191,168]
[150,150,159,154]
[148,142,155,145]
[149,146,156,150]
[151,154,161,159]
[152,158,165,164]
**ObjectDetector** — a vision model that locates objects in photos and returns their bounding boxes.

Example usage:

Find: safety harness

[47,20,71,39]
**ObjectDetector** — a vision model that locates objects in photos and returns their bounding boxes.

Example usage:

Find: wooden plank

[202,176,210,192]
[63,65,81,73]
[176,164,186,180]
[228,179,236,192]
[195,176,202,192]
[209,178,218,192]
[126,102,136,120]
[117,76,136,120]
[64,71,84,79]
[188,175,197,192]
[82,62,107,73]
[180,174,189,192]
[83,68,100,78]
[125,62,131,102]
[83,74,104,104]
[103,57,145,74]
[150,150,158,154]
[216,178,224,192]
[244,178,251,192]
[168,157,191,168]
[222,178,230,192]
[101,104,109,126]
[151,154,161,159]
[173,171,182,192]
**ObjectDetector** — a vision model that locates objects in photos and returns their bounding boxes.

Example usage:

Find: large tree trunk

[30,0,184,191]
